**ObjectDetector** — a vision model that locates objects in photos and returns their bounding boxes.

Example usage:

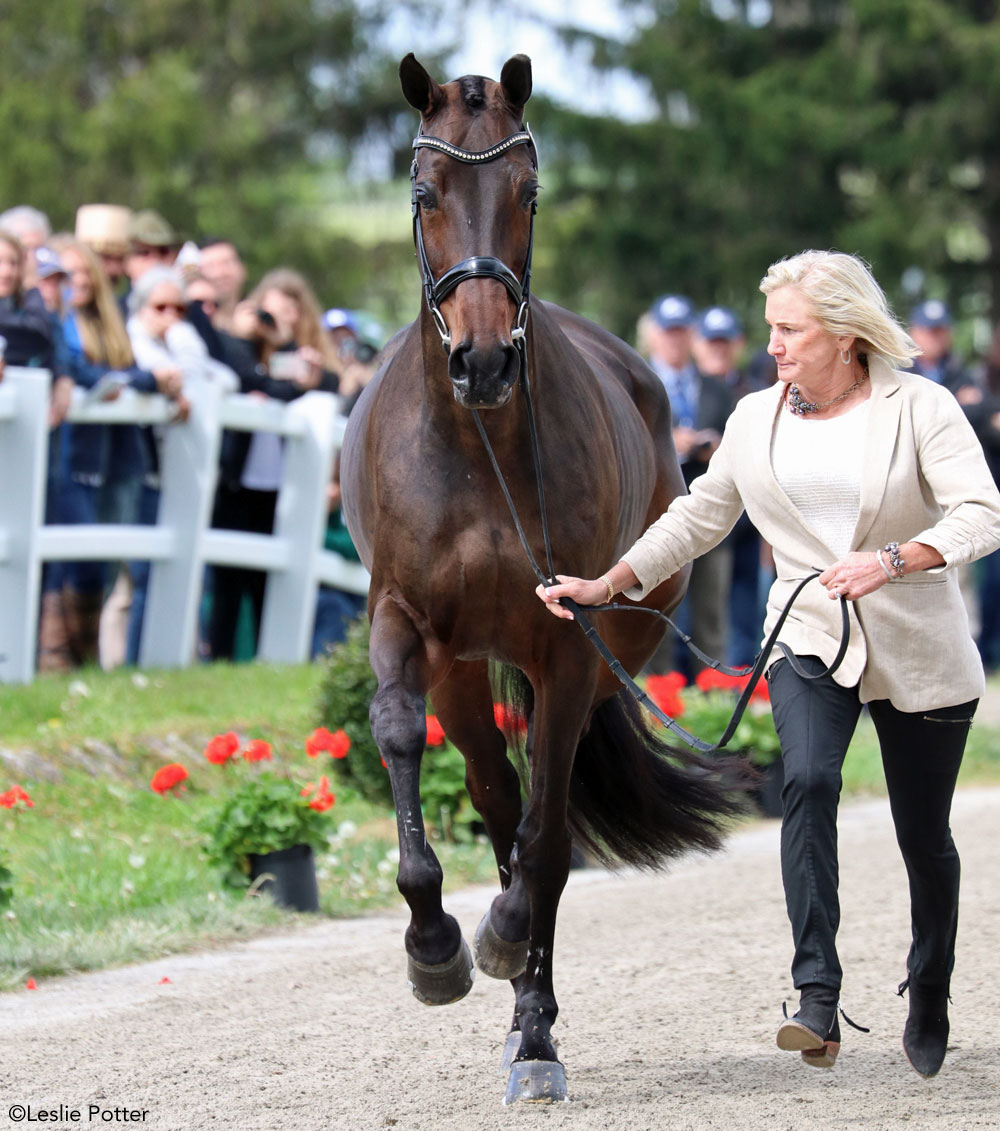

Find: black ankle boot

[777,984,839,1058]
[900,977,950,1078]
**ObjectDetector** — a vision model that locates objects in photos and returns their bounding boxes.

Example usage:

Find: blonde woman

[539,251,1000,1078]
[55,238,181,666]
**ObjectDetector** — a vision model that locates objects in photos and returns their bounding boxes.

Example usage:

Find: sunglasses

[151,302,187,316]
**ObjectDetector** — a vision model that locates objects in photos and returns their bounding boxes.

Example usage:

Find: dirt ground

[2,787,999,1131]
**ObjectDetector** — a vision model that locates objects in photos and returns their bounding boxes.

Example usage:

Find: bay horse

[341,53,742,1104]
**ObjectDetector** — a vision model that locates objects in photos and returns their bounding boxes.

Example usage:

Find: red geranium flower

[493,703,528,735]
[150,763,189,795]
[0,785,33,809]
[204,732,240,765]
[305,727,350,759]
[242,739,273,763]
[695,668,746,693]
[302,775,335,812]
[645,674,686,718]
[425,715,446,747]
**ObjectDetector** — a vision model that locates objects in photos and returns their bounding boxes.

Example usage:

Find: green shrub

[316,616,392,807]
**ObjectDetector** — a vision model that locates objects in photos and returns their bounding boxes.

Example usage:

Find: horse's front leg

[502,664,597,1104]
[368,596,473,1006]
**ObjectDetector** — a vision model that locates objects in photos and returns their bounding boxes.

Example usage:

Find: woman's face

[258,287,300,339]
[0,240,22,298]
[61,248,95,309]
[765,286,848,388]
[140,281,187,337]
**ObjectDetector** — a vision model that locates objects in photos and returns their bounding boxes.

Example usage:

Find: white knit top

[770,399,870,558]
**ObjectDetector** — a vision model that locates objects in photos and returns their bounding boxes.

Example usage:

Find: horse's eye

[521,182,539,210]
[415,184,438,211]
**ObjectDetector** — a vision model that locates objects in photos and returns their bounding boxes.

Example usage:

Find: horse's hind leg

[430,663,529,981]
[368,597,473,1005]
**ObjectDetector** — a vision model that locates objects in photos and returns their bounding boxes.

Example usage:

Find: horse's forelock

[458,75,488,111]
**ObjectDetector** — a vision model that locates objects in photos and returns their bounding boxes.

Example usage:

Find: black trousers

[768,655,975,992]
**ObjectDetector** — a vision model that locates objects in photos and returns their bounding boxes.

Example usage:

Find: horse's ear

[400,53,444,116]
[500,55,532,113]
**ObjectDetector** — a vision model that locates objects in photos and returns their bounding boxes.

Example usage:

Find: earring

[840,348,851,365]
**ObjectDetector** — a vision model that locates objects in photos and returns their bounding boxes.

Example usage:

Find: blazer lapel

[851,357,903,549]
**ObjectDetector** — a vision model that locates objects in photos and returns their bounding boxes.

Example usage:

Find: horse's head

[401,53,537,410]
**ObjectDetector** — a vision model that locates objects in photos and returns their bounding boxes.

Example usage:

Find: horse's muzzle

[448,341,519,409]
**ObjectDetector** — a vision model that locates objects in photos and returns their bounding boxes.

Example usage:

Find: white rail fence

[0,367,370,684]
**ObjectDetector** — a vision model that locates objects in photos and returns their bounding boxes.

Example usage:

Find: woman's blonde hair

[0,229,26,305]
[760,250,920,368]
[248,267,338,369]
[53,236,134,369]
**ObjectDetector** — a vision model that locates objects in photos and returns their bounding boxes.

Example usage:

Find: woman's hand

[293,345,323,390]
[818,551,889,601]
[535,575,610,620]
[153,366,184,399]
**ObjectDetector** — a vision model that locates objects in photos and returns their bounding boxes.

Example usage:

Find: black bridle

[408,124,849,753]
[410,128,537,351]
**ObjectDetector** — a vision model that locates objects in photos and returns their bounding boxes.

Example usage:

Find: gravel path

[2,787,999,1131]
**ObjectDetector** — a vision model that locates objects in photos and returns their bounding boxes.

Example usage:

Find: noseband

[410,128,537,351]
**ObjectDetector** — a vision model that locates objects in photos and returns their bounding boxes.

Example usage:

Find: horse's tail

[493,665,750,869]
[566,691,750,868]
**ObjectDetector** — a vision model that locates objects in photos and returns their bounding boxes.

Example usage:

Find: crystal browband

[412,131,533,164]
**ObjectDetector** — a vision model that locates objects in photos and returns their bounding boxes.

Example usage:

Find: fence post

[256,390,339,663]
[0,369,51,684]
[139,378,223,668]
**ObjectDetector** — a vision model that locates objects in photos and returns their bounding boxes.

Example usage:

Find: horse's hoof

[503,1059,569,1104]
[407,937,474,1006]
[474,910,529,980]
[499,1031,558,1075]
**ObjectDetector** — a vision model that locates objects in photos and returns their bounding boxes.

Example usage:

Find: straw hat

[75,204,133,256]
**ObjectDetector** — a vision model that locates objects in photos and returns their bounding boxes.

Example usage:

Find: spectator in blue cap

[908,300,972,393]
[691,305,774,667]
[640,294,735,676]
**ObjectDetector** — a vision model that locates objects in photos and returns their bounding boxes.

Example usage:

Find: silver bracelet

[875,548,895,582]
[883,541,905,579]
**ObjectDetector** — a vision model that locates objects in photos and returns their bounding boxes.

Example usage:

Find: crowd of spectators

[4,197,1000,679]
[0,202,380,673]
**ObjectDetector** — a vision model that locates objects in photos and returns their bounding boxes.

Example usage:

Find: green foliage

[679,689,782,767]
[0,859,13,911]
[419,741,482,844]
[316,616,392,807]
[202,770,334,889]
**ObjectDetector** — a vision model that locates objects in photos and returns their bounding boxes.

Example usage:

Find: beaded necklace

[787,359,870,416]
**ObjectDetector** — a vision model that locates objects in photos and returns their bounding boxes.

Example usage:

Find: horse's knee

[370,684,426,761]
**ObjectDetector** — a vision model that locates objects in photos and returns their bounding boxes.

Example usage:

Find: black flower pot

[249,843,320,912]
[752,757,784,819]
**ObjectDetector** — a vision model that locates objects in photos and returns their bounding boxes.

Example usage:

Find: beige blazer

[621,356,1000,710]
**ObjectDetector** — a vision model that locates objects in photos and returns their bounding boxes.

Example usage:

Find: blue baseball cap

[34,246,67,280]
[649,294,694,329]
[323,307,359,333]
[695,306,743,341]
[910,299,952,329]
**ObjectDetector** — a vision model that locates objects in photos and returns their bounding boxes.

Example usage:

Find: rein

[410,125,850,753]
